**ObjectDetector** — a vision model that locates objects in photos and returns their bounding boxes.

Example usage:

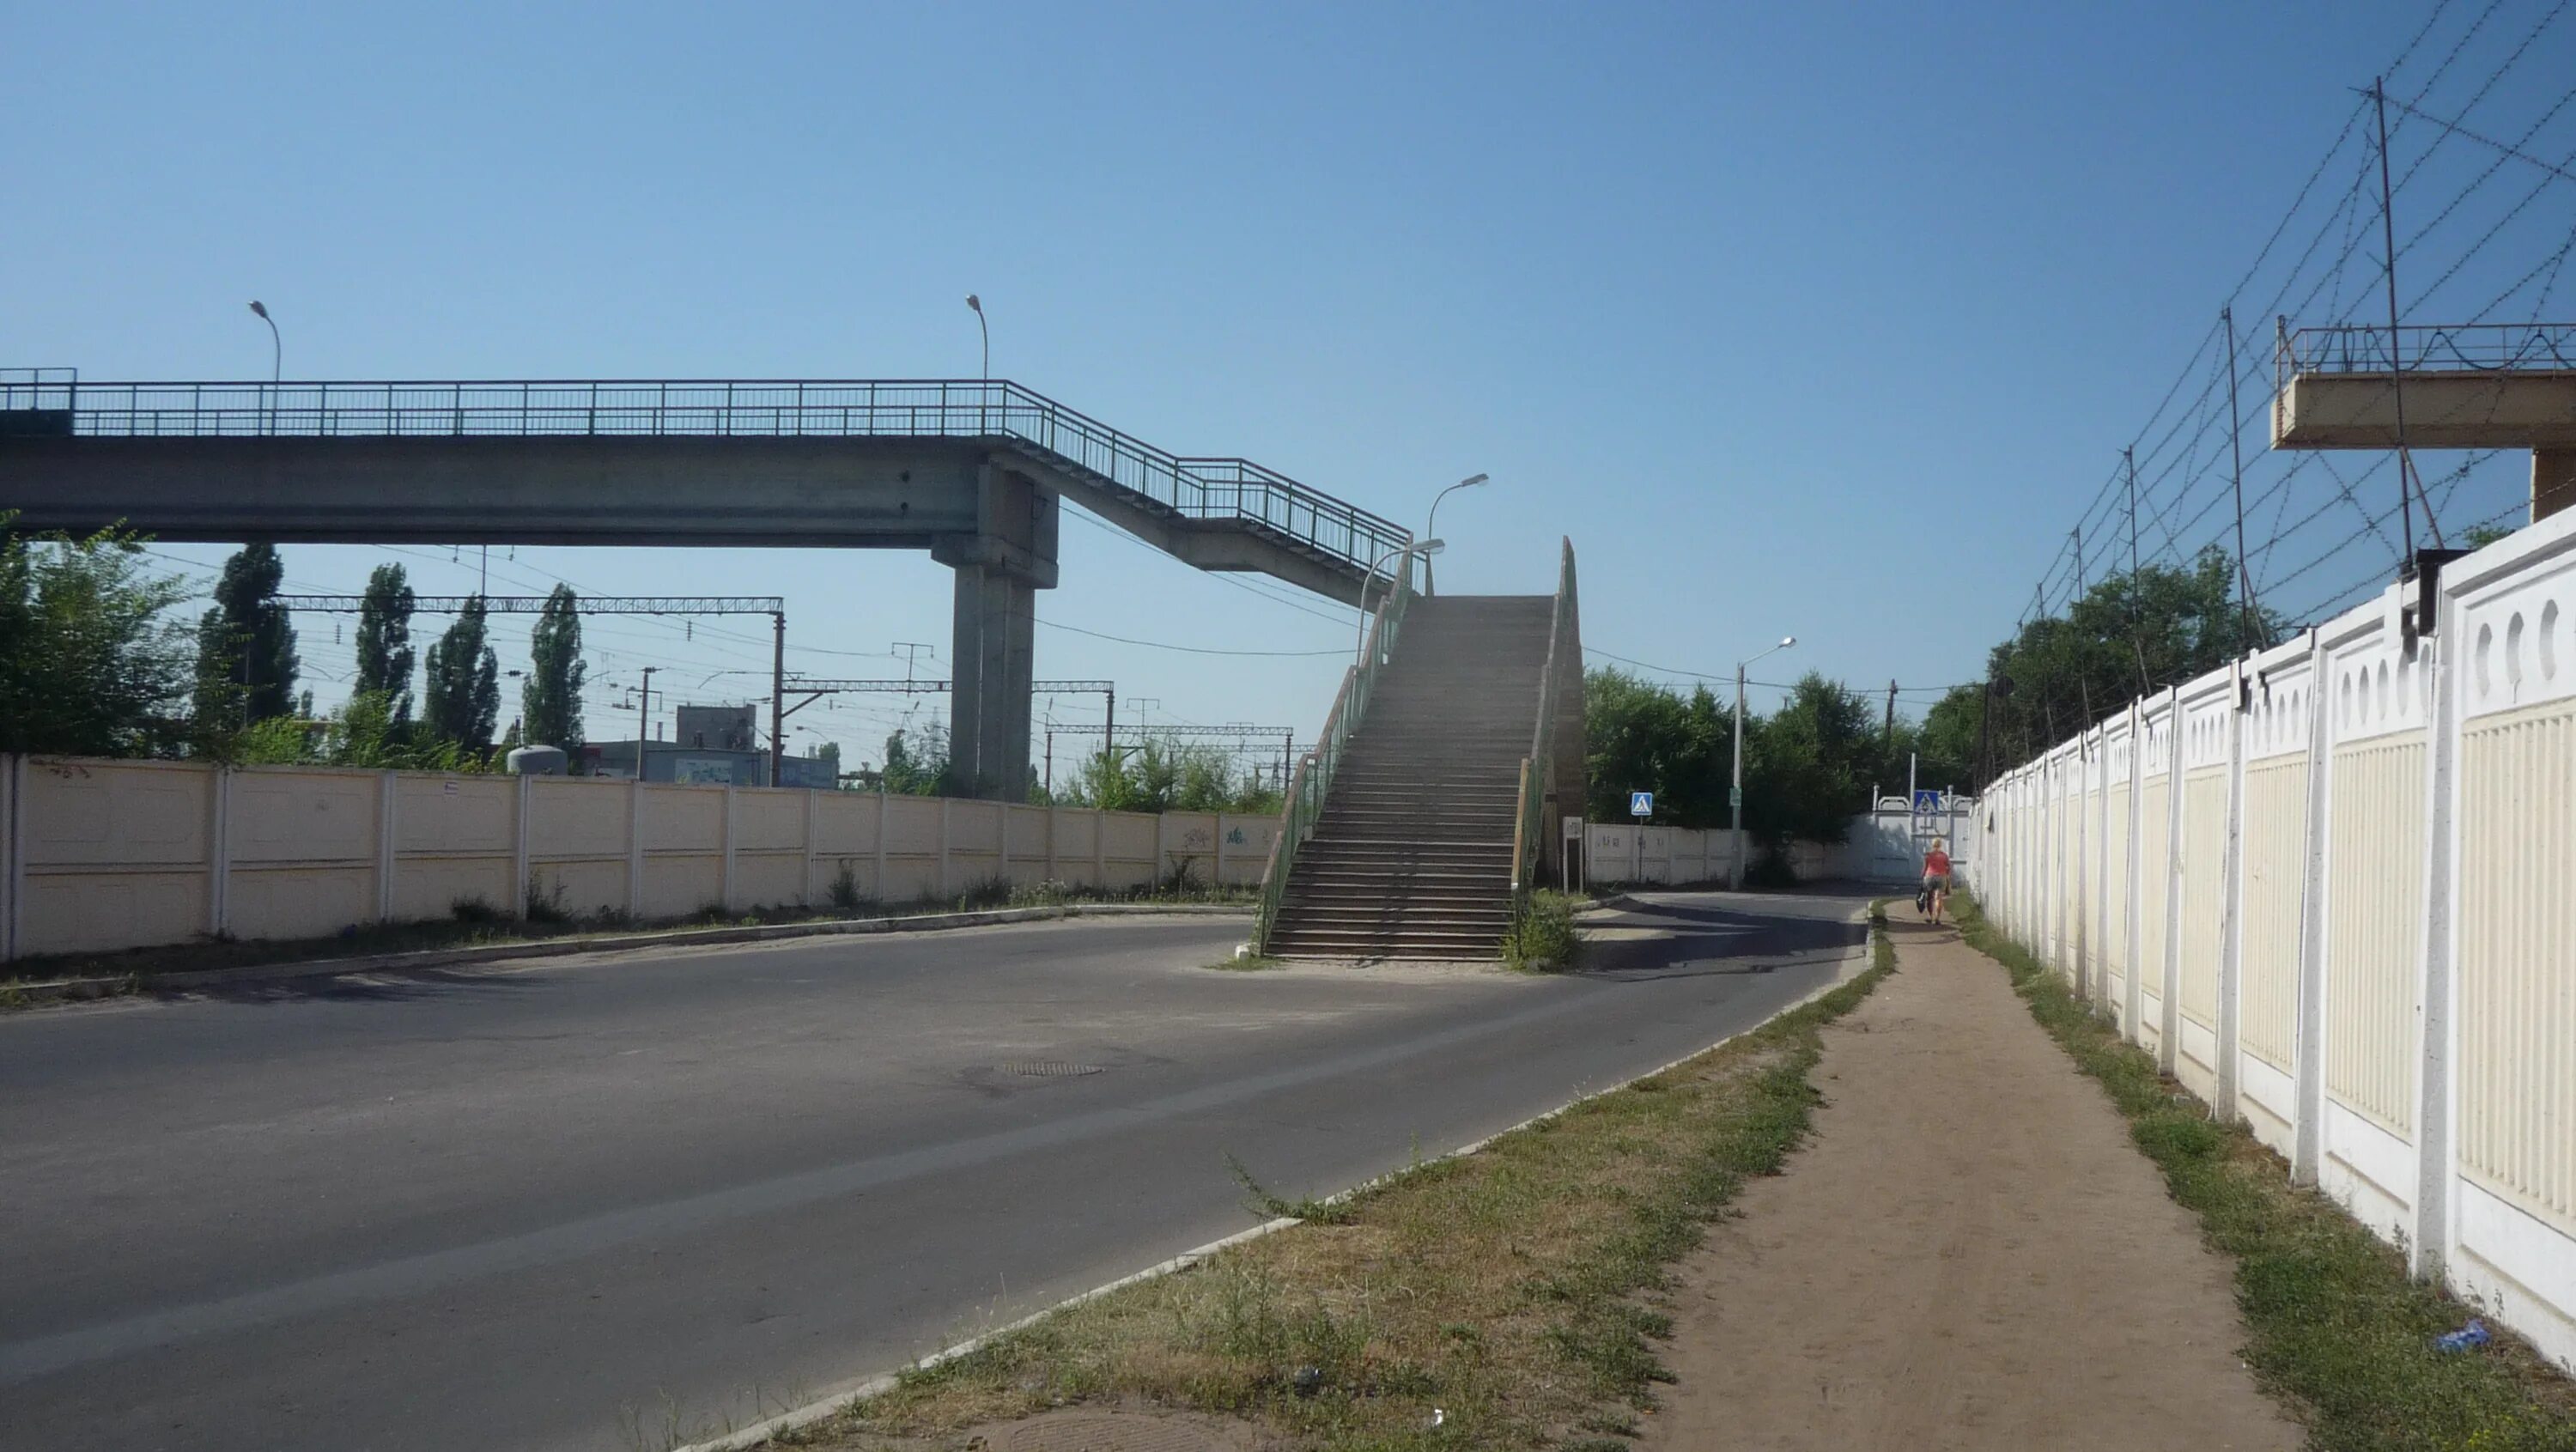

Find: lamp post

[1355,539,1444,665]
[1730,635,1796,890]
[247,300,280,434]
[1421,473,1488,596]
[965,294,989,435]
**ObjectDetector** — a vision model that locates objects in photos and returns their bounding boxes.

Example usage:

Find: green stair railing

[1512,538,1580,902]
[1252,565,1415,952]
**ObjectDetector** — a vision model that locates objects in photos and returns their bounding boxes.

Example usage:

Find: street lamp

[1356,538,1443,665]
[1730,635,1796,891]
[1421,473,1488,596]
[965,294,989,434]
[247,301,280,433]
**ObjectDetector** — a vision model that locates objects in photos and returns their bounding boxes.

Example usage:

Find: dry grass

[777,908,1896,1452]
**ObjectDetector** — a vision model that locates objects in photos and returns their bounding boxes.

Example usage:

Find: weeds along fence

[1978,506,2576,1376]
[0,759,1277,961]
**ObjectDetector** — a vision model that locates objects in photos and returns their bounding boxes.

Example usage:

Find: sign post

[1629,792,1652,884]
[1563,815,1583,893]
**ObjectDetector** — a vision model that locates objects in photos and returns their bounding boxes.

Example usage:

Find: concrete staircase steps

[1267,593,1556,960]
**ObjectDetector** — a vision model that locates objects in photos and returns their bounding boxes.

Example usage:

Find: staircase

[1265,596,1557,959]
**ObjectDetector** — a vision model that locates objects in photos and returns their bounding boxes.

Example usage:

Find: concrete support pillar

[2534,449,2576,522]
[936,460,1058,802]
[950,563,1036,801]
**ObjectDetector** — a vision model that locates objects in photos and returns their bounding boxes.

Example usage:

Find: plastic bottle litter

[2432,1318,2491,1352]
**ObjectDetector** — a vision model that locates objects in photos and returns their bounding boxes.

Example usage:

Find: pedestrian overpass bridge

[0,374,1408,799]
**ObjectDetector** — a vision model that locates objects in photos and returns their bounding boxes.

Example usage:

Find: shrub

[1503,890,1582,972]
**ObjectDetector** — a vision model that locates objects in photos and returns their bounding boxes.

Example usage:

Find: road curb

[669,906,1879,1452]
[4,902,1254,1005]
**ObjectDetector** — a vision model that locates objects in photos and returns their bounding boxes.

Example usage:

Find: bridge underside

[0,434,1370,799]
[2274,371,2576,519]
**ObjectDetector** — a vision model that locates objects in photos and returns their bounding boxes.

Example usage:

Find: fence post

[720,784,738,913]
[2160,685,2187,1075]
[376,771,398,923]
[2075,734,2092,995]
[2089,734,2106,991]
[2215,660,2249,1122]
[2125,701,2146,1044]
[512,773,533,920]
[1047,805,1061,883]
[628,776,647,919]
[2411,613,2465,1282]
[3,754,21,962]
[872,789,889,900]
[210,767,234,939]
[938,797,953,897]
[2293,628,2332,1185]
[801,787,818,908]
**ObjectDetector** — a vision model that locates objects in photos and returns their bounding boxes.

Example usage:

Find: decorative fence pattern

[1978,507,2576,1375]
[0,756,1274,962]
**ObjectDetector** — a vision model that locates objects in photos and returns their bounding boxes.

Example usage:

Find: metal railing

[0,375,1409,578]
[2277,321,2576,383]
[1512,538,1581,902]
[1251,567,1413,953]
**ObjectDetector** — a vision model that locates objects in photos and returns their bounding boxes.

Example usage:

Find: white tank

[507,744,568,776]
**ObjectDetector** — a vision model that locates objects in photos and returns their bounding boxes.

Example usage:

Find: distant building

[674,703,757,752]
[584,702,833,787]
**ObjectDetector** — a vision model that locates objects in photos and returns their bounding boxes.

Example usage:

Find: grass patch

[777,906,1893,1452]
[1501,890,1583,973]
[1949,890,2576,1452]
[1207,951,1287,972]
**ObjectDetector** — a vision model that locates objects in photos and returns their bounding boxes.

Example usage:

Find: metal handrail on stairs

[1251,568,1414,953]
[1512,538,1580,902]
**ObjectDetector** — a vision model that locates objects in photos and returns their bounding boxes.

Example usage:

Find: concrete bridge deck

[0,375,1407,798]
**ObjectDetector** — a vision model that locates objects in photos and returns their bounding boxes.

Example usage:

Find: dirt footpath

[1639,918,2301,1451]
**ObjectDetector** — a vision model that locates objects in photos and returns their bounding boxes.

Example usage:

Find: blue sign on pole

[1630,791,1655,818]
[1913,789,1944,815]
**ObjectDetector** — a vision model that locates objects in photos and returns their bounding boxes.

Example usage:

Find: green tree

[423,597,501,750]
[0,517,195,756]
[1980,546,2281,773]
[1745,672,1876,849]
[191,543,299,726]
[874,725,950,795]
[1583,667,1733,826]
[521,585,586,749]
[353,563,417,723]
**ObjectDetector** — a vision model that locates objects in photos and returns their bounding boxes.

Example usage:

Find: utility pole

[2223,305,2258,653]
[769,611,787,787]
[2126,446,2151,692]
[635,666,656,781]
[2372,76,2432,556]
[1884,678,1898,753]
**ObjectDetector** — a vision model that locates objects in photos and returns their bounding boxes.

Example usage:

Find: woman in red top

[1922,839,1953,926]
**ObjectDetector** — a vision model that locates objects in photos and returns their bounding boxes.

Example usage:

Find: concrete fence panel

[1978,509,2576,1374]
[15,758,215,956]
[1101,812,1158,890]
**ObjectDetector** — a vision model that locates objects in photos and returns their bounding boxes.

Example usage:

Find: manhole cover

[999,1060,1104,1078]
[977,1408,1243,1451]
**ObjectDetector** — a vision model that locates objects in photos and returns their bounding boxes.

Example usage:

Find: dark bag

[1916,884,1932,914]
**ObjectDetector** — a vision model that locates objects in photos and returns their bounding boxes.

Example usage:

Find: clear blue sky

[7,1,2568,769]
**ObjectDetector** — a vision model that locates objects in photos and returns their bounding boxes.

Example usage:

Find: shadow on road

[1574,893,1868,984]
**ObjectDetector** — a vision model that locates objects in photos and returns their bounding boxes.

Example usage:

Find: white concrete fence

[1582,804,1977,890]
[1979,507,2576,1375]
[0,756,1278,961]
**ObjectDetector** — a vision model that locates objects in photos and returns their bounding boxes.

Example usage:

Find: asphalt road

[0,889,1871,1452]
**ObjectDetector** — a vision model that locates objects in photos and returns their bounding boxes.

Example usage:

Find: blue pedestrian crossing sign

[1629,791,1655,818]
[1913,789,1945,815]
